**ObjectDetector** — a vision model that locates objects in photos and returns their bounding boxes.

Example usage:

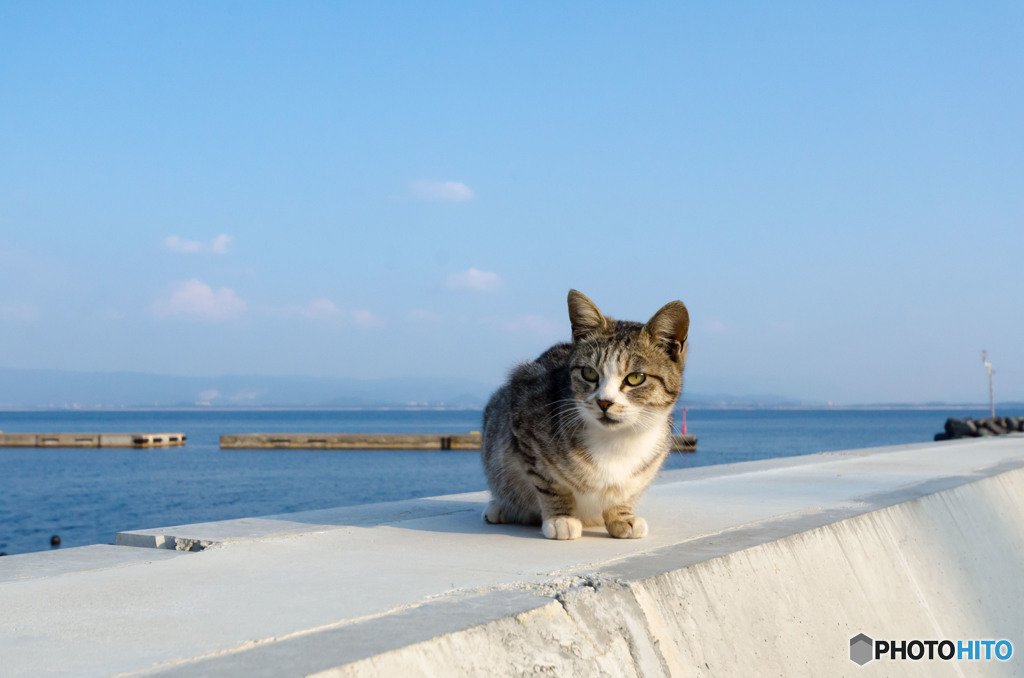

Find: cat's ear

[567,289,609,342]
[643,301,689,362]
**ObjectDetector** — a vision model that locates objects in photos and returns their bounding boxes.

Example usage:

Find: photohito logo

[850,633,1013,666]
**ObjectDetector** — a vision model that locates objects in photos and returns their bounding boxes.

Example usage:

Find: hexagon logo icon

[850,633,874,666]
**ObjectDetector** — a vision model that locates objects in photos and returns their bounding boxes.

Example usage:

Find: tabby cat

[482,289,689,540]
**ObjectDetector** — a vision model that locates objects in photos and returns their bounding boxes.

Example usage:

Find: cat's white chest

[574,418,667,523]
[583,420,665,483]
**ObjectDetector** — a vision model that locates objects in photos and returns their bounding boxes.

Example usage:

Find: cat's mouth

[597,413,620,426]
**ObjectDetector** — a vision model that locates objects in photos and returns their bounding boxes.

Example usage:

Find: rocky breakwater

[935,416,1024,440]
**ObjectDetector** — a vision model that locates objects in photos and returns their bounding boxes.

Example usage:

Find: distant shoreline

[1,403,1020,413]
[3,368,1019,413]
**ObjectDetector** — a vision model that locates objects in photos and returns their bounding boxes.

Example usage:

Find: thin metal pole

[983,351,995,418]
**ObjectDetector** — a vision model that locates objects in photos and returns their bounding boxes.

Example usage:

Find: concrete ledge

[0,545,187,584]
[115,496,488,551]
[2,436,1023,677]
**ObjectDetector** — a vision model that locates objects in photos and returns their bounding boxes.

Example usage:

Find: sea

[1,406,1019,556]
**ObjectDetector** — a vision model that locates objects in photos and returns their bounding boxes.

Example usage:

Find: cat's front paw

[482,501,508,524]
[606,516,648,539]
[542,516,583,540]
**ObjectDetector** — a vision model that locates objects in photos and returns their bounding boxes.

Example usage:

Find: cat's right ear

[643,301,690,362]
[567,289,609,342]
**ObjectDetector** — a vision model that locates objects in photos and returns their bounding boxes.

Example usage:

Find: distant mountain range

[0,368,1010,411]
[0,368,496,409]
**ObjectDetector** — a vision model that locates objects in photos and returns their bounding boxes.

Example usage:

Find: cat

[481,289,689,540]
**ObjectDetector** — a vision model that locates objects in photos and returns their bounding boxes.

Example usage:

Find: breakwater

[220,431,698,451]
[935,416,1024,440]
[220,432,484,450]
[0,432,186,448]
[3,437,1022,676]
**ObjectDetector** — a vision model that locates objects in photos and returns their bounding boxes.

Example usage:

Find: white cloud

[163,236,202,254]
[704,319,727,333]
[352,309,385,329]
[152,279,246,321]
[163,234,233,254]
[412,180,474,203]
[300,298,341,320]
[447,268,502,292]
[267,299,382,328]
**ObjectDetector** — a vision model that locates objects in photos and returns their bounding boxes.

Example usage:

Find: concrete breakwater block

[220,432,483,450]
[671,433,697,451]
[935,416,1024,440]
[0,432,186,448]
[220,432,697,452]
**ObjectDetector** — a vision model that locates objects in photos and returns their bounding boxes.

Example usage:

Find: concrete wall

[319,466,1024,677]
[3,437,1023,677]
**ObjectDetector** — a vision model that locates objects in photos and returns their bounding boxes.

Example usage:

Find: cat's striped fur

[482,290,689,540]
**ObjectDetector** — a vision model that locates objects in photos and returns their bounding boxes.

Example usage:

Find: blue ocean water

[1,407,1017,556]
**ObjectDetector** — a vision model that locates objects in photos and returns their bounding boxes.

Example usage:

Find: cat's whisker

[552,405,584,427]
[552,406,585,441]
[545,397,580,411]
[550,403,582,419]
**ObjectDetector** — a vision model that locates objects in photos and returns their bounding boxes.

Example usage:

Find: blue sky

[1,2,1022,404]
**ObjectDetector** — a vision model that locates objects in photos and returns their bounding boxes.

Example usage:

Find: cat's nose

[597,399,613,412]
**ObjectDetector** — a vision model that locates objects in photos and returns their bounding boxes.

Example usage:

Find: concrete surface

[2,436,1023,676]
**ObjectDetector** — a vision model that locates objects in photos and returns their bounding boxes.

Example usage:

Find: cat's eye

[625,373,646,387]
[580,366,599,383]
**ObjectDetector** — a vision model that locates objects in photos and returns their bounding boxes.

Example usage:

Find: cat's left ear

[643,301,689,362]
[567,289,610,342]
